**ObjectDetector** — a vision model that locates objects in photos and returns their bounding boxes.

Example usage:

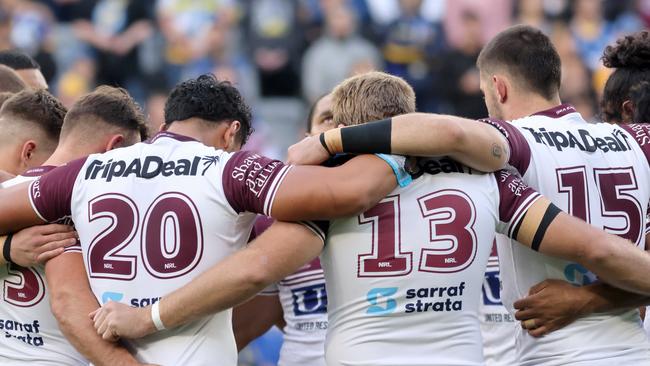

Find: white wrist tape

[151,301,166,331]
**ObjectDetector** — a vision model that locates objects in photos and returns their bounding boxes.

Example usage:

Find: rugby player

[90,72,650,366]
[0,90,72,269]
[0,90,59,177]
[0,86,148,365]
[0,74,442,366]
[233,94,334,366]
[0,50,48,90]
[288,25,650,365]
[511,29,650,342]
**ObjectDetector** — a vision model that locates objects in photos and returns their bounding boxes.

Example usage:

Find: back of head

[62,85,147,144]
[601,31,650,123]
[0,49,40,70]
[0,64,27,93]
[331,71,416,126]
[164,74,253,145]
[0,89,66,142]
[630,81,650,123]
[477,24,561,100]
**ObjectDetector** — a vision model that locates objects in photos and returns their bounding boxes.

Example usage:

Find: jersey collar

[531,103,578,119]
[22,165,57,177]
[148,131,199,144]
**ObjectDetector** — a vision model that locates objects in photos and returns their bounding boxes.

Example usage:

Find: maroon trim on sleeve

[531,104,577,119]
[479,118,532,175]
[620,124,650,167]
[494,170,541,237]
[30,157,87,223]
[222,151,291,215]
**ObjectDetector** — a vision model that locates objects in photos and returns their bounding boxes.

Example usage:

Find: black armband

[319,133,333,155]
[531,203,562,252]
[340,118,392,154]
[3,233,13,264]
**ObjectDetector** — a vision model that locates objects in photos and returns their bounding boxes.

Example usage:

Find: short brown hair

[0,89,67,140]
[331,71,416,126]
[0,64,27,93]
[63,85,148,140]
[477,25,561,100]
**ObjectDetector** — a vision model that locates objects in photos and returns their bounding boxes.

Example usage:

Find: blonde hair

[331,71,416,126]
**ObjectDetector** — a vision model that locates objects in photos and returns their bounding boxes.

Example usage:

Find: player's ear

[20,140,37,165]
[105,134,125,152]
[493,75,508,104]
[223,120,241,151]
[621,99,634,122]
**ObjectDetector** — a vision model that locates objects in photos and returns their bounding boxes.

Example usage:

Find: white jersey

[0,166,86,366]
[478,238,517,366]
[310,157,542,366]
[483,104,650,365]
[254,217,327,366]
[28,132,294,366]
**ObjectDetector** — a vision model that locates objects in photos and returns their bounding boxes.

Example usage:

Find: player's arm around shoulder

[270,154,400,221]
[287,113,509,172]
[46,252,147,366]
[92,221,324,341]
[513,198,650,296]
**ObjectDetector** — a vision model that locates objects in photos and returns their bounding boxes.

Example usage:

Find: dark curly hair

[601,31,650,123]
[631,81,650,123]
[164,74,253,145]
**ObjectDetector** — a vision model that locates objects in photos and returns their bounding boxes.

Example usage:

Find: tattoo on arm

[492,143,503,158]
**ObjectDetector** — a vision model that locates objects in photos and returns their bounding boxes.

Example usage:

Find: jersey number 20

[87,192,204,280]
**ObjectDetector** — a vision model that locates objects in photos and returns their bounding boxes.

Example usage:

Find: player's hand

[90,301,156,341]
[0,169,14,183]
[10,224,77,267]
[513,279,589,337]
[287,135,330,165]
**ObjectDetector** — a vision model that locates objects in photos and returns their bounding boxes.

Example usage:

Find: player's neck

[0,159,18,176]
[44,143,99,167]
[505,94,562,121]
[0,145,22,175]
[165,121,227,149]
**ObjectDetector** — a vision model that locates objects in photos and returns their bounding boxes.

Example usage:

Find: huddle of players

[0,26,650,366]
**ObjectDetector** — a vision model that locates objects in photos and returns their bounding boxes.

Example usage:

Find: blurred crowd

[0,0,647,156]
